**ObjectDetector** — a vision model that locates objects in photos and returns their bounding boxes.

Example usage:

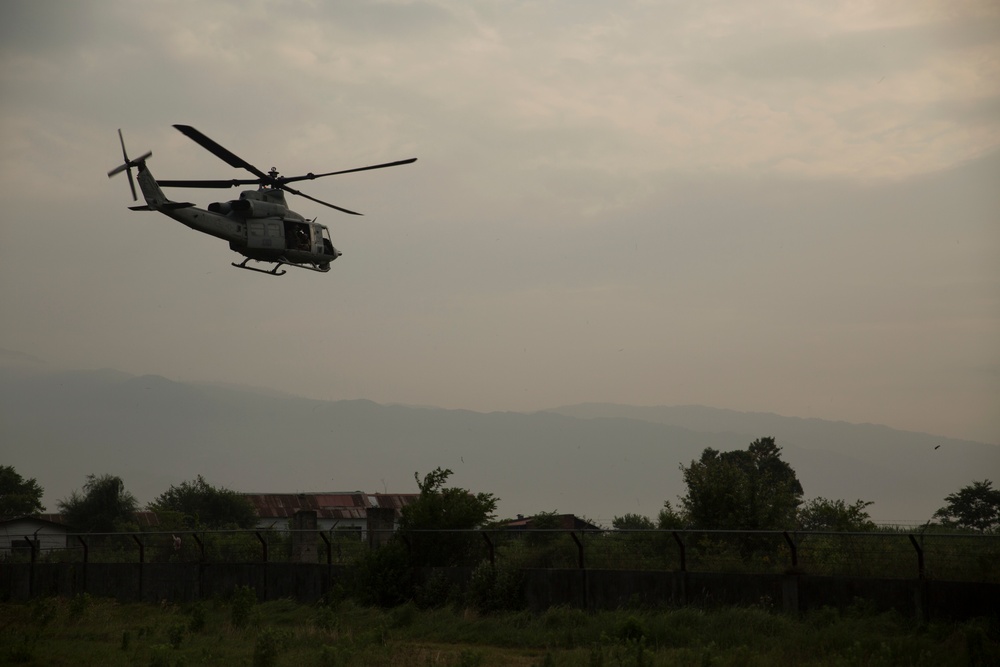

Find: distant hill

[2,364,996,526]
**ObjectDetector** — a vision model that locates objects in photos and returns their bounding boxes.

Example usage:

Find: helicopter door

[247,220,284,249]
[311,224,326,254]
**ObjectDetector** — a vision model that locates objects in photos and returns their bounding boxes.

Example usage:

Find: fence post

[570,531,587,610]
[319,532,332,566]
[255,532,269,601]
[781,532,802,615]
[671,531,686,572]
[782,531,798,570]
[907,534,929,623]
[131,534,144,602]
[570,532,585,569]
[76,536,89,596]
[255,532,268,563]
[26,535,37,598]
[192,533,204,562]
[908,534,924,579]
[192,533,205,600]
[482,532,495,567]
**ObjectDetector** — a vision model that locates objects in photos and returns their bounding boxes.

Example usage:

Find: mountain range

[2,354,997,527]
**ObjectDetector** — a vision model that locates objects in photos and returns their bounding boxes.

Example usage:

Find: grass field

[1,592,997,666]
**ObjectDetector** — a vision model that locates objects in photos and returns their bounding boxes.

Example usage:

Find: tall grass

[1,595,996,666]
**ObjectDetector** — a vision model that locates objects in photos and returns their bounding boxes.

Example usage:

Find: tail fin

[134,162,171,208]
[108,129,183,210]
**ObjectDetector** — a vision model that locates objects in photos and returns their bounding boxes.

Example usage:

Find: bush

[186,602,206,633]
[253,627,293,667]
[354,541,413,607]
[231,585,259,630]
[414,570,455,609]
[313,606,337,634]
[617,615,646,642]
[68,593,91,621]
[166,622,185,649]
[466,561,524,614]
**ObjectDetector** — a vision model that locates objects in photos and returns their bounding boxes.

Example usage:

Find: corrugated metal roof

[242,492,419,519]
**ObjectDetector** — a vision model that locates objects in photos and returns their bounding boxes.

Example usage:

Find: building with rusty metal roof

[242,492,420,533]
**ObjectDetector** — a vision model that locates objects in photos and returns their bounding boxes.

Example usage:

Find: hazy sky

[1,0,998,444]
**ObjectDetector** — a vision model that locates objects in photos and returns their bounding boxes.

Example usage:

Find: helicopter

[108,125,416,275]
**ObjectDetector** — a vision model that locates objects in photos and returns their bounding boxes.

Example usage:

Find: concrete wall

[2,562,996,621]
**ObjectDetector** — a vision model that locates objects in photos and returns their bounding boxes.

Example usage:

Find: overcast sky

[1,0,998,445]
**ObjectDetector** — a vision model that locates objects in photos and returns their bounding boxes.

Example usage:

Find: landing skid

[232,258,287,276]
[231,257,332,276]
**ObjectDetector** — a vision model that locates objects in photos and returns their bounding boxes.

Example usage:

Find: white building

[0,516,69,557]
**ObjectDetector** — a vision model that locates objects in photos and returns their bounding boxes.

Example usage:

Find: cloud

[0,0,997,444]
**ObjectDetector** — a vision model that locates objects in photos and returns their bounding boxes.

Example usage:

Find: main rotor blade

[157,178,261,189]
[278,157,418,184]
[279,184,362,216]
[173,124,270,180]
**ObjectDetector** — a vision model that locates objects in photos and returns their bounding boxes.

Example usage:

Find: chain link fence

[6,528,997,582]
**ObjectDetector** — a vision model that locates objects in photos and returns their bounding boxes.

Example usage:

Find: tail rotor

[107,129,152,201]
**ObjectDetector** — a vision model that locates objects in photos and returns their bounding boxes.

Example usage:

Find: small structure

[241,492,419,540]
[0,516,70,558]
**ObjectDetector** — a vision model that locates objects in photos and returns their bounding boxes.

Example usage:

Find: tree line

[2,435,999,533]
[611,437,1000,533]
[0,469,257,532]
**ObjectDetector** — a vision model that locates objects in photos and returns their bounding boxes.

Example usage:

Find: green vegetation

[148,475,258,529]
[1,595,997,666]
[678,437,803,530]
[401,467,499,567]
[934,480,1000,532]
[797,498,876,531]
[56,474,138,533]
[0,465,45,520]
[615,439,878,536]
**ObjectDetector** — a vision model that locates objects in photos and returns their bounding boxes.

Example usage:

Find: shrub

[167,622,185,649]
[28,597,58,630]
[414,570,455,609]
[231,585,259,630]
[354,540,413,607]
[253,627,293,667]
[313,606,337,634]
[466,561,524,614]
[187,602,206,633]
[617,615,646,642]
[68,593,91,621]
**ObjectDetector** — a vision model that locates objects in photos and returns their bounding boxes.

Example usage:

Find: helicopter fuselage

[134,162,341,271]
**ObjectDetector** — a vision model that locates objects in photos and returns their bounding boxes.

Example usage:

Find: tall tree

[612,513,655,530]
[679,437,803,530]
[57,474,138,532]
[933,480,1000,532]
[399,467,498,566]
[798,498,875,531]
[400,467,498,532]
[148,475,257,529]
[0,465,45,520]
